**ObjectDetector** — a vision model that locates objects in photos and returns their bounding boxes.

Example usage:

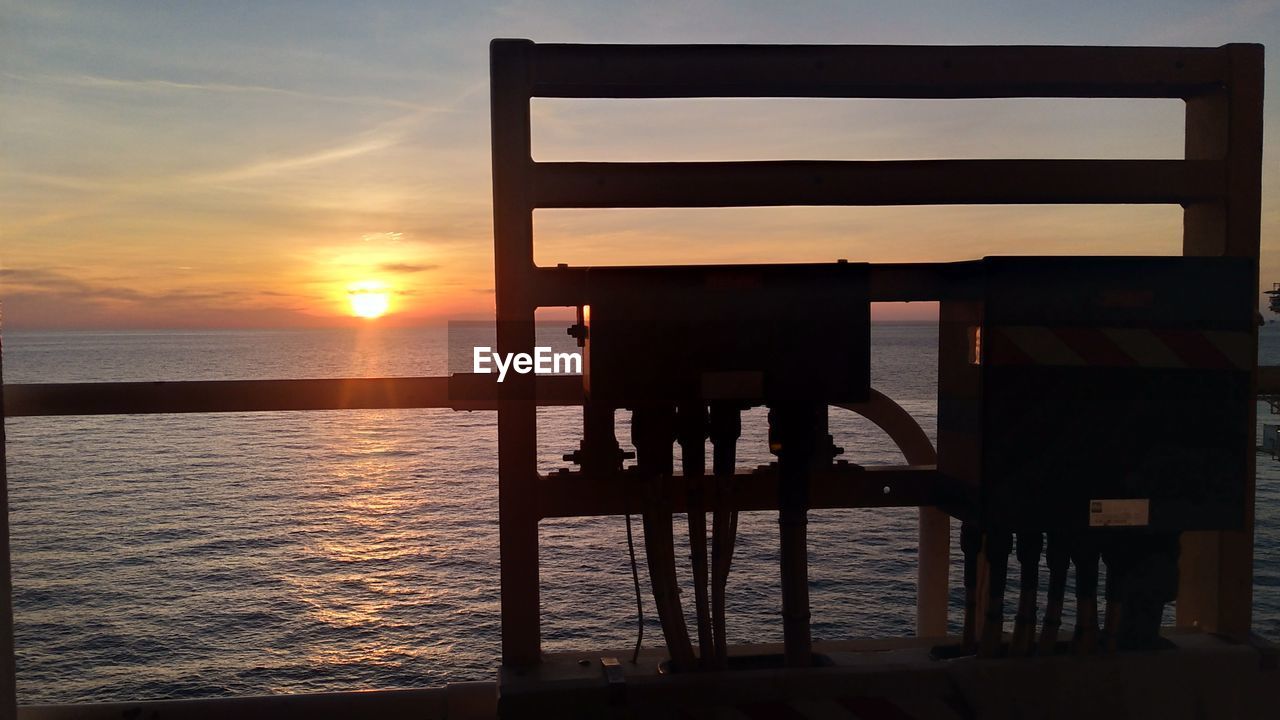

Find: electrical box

[938,256,1255,532]
[584,263,870,408]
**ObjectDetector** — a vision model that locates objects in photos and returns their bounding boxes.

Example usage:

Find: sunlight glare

[348,281,391,319]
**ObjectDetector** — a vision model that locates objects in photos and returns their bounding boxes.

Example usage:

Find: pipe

[769,403,820,668]
[1038,531,1070,656]
[1103,550,1122,654]
[1072,537,1101,655]
[631,406,696,672]
[580,402,622,476]
[709,404,741,669]
[677,404,713,669]
[836,389,944,637]
[959,522,983,650]
[1010,531,1043,656]
[979,530,1013,658]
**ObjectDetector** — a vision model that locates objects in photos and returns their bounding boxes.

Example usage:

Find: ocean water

[2,323,1278,704]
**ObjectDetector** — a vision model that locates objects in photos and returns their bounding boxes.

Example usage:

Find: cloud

[2,267,145,302]
[378,262,439,274]
[2,71,438,112]
[2,266,236,304]
[0,265,321,329]
[192,127,407,183]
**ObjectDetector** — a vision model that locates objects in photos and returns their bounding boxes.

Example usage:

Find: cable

[624,504,644,664]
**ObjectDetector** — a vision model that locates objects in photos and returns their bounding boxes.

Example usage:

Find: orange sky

[2,2,1279,329]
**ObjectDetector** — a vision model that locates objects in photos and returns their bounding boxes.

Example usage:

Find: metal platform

[499,632,1278,720]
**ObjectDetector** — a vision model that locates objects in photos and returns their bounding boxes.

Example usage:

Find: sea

[2,322,1278,704]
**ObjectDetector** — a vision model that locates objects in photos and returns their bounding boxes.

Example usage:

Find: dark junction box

[938,256,1255,533]
[582,263,870,409]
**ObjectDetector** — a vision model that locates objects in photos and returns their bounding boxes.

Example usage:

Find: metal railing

[488,39,1264,667]
[2,360,1276,718]
[0,39,1266,718]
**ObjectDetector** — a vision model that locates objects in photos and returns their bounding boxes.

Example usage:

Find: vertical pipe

[1038,532,1070,656]
[959,522,982,649]
[709,404,740,669]
[770,404,817,668]
[633,407,696,672]
[677,404,712,668]
[1010,531,1043,657]
[581,402,620,477]
[978,530,1012,658]
[1073,538,1101,655]
[840,390,946,637]
[916,508,951,637]
[0,329,16,717]
[1103,556,1122,654]
[490,38,541,667]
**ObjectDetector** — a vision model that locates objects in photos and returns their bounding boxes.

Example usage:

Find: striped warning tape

[983,326,1252,370]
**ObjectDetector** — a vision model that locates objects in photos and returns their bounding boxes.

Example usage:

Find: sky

[2,0,1279,329]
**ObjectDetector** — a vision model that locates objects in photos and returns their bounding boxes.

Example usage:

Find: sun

[348,281,391,319]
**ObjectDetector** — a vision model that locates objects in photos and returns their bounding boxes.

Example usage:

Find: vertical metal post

[842,389,948,637]
[1177,44,1263,636]
[916,511,950,637]
[0,328,17,718]
[770,404,819,668]
[491,39,542,666]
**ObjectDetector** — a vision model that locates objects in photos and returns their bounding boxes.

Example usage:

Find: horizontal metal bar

[531,160,1223,209]
[533,262,980,306]
[7,364,1275,418]
[4,377,443,416]
[538,465,956,519]
[525,43,1231,99]
[2,375,583,417]
[866,262,982,303]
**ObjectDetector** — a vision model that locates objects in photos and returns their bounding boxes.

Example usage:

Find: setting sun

[348,282,391,319]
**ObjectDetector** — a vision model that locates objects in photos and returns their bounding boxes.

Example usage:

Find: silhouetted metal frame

[488,40,1263,665]
[0,43,1262,709]
[1176,44,1264,638]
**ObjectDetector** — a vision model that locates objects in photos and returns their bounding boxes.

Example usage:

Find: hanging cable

[624,494,644,664]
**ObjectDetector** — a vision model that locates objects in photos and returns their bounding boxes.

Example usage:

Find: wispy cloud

[193,112,429,183]
[0,265,327,308]
[378,262,439,274]
[1,110,437,237]
[2,71,438,112]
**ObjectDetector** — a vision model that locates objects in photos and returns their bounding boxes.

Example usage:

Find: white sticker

[1089,499,1150,527]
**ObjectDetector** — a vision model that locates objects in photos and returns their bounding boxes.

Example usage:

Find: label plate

[1089,499,1150,527]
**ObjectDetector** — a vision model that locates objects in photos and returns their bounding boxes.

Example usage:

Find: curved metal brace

[836,388,937,466]
[836,388,949,638]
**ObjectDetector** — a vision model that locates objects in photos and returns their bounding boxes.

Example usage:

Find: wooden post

[1177,44,1264,637]
[0,326,18,718]
[491,39,542,667]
